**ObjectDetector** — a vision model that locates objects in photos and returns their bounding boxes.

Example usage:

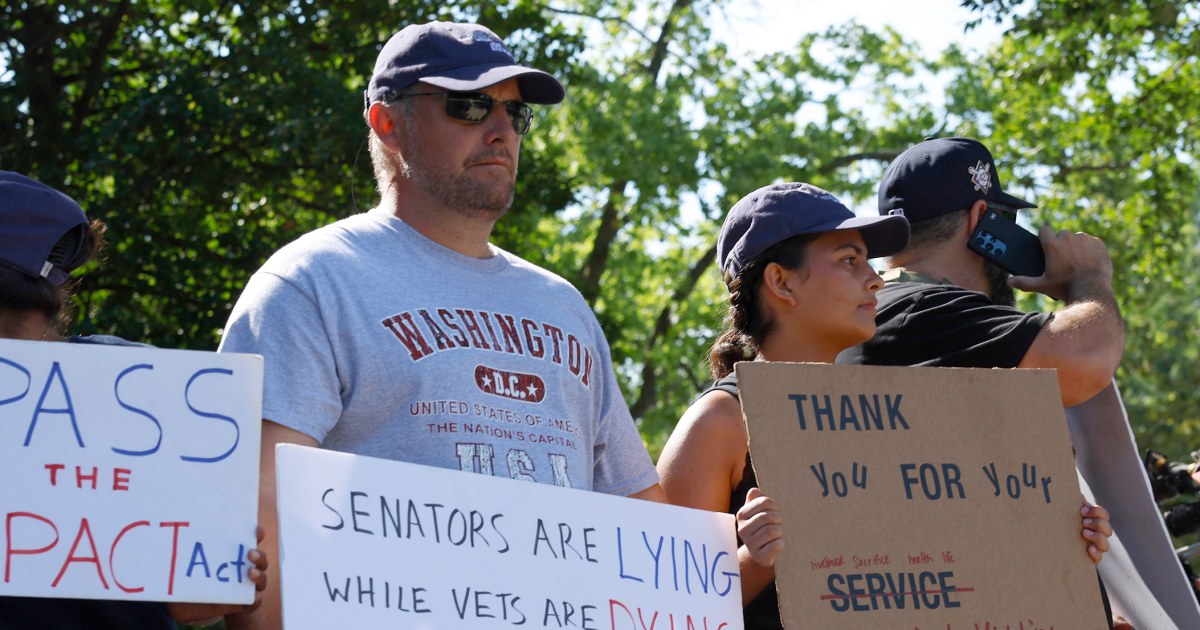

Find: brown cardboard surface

[736,362,1107,629]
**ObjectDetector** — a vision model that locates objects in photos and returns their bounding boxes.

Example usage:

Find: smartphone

[968,210,1046,277]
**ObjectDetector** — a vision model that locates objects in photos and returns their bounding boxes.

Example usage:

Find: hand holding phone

[968,210,1046,277]
[1010,224,1115,302]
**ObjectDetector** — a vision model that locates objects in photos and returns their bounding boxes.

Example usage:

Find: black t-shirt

[837,280,1051,368]
[0,597,175,630]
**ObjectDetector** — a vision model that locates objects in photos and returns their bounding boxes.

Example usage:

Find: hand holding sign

[1081,504,1113,564]
[736,488,784,569]
[165,526,268,623]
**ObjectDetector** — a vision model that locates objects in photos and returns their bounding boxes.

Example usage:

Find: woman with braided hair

[656,182,1113,628]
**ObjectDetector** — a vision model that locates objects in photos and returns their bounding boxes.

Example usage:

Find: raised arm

[1013,227,1124,406]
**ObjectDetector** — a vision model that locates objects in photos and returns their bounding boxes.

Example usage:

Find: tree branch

[542,5,655,45]
[70,0,133,133]
[576,180,627,304]
[574,0,697,303]
[646,0,692,78]
[543,1,701,74]
[1053,162,1131,178]
[816,150,901,175]
[629,239,718,419]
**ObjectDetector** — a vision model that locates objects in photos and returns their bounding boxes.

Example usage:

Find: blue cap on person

[0,171,89,286]
[364,21,565,108]
[878,137,1036,223]
[717,182,911,282]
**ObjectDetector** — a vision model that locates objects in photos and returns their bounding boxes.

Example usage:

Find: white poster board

[0,338,262,604]
[275,444,742,629]
[1068,383,1200,628]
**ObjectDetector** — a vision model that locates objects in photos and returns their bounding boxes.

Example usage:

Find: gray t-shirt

[219,208,657,496]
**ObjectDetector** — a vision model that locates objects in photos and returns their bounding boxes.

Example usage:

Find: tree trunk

[576,0,694,303]
[577,180,627,304]
[629,241,717,419]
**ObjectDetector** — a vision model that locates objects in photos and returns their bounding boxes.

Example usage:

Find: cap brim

[826,214,911,259]
[995,190,1037,209]
[421,64,565,104]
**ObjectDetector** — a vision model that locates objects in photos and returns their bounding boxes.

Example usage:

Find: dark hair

[904,209,967,254]
[708,233,817,379]
[0,219,106,330]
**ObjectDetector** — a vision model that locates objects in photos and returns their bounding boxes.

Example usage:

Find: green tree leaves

[4,0,1197,464]
[961,0,1200,459]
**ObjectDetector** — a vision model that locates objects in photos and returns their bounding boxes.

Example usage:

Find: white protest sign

[1068,383,1200,628]
[275,444,742,629]
[0,338,262,604]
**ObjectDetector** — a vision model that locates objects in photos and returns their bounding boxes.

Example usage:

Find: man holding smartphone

[839,138,1200,628]
[838,136,1123,408]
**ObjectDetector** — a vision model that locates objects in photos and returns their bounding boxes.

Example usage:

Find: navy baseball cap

[0,171,89,286]
[717,182,911,282]
[364,21,565,108]
[878,137,1035,222]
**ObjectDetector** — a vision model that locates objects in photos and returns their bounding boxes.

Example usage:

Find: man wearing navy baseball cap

[839,138,1138,626]
[220,22,664,629]
[839,137,1123,408]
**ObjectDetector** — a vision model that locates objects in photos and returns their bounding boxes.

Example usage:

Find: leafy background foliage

[4,0,1198,494]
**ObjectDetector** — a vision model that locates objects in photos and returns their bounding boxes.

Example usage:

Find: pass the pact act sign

[0,338,262,605]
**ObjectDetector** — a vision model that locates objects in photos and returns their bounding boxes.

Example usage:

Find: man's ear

[965,199,989,235]
[367,102,402,150]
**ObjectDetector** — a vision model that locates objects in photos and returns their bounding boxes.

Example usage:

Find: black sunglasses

[388,91,534,135]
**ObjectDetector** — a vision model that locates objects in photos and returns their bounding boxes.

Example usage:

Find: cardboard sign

[736,362,1107,629]
[275,444,742,629]
[0,338,262,604]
